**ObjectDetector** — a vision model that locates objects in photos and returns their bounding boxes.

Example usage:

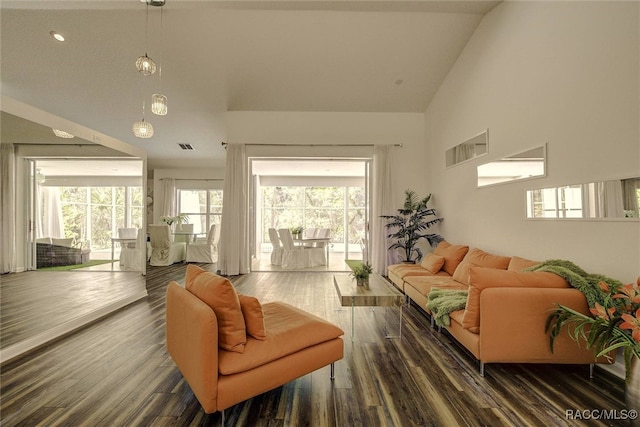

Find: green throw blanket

[424,259,621,328]
[524,259,622,307]
[426,288,468,327]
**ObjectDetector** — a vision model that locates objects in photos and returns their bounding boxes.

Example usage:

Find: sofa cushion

[52,237,74,247]
[508,256,540,271]
[388,263,448,280]
[420,253,445,274]
[462,266,570,333]
[403,275,467,297]
[451,248,511,286]
[238,295,267,341]
[433,241,469,276]
[218,302,344,375]
[185,265,247,353]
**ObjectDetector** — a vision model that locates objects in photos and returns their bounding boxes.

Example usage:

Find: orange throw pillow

[185,264,207,290]
[186,265,247,353]
[451,248,511,286]
[508,256,540,271]
[238,295,267,341]
[420,253,445,274]
[462,266,569,333]
[433,241,470,276]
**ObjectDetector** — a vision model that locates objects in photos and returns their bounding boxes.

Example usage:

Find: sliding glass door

[250,158,372,269]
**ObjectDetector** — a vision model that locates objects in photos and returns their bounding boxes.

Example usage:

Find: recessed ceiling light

[50,31,65,42]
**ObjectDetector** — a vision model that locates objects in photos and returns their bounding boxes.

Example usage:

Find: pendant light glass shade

[151,93,167,115]
[136,54,156,76]
[132,118,154,138]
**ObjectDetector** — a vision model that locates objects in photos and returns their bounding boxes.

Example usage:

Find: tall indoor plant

[380,189,443,263]
[546,279,640,422]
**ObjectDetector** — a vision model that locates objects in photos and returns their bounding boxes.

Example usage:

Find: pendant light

[151,4,167,115]
[133,99,154,138]
[135,2,156,76]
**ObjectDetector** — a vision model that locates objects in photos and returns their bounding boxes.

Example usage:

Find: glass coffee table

[333,273,404,340]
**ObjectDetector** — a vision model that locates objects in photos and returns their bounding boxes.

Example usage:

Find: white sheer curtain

[1,143,16,273]
[162,178,176,218]
[218,144,250,276]
[37,186,64,238]
[371,145,397,276]
[598,180,624,218]
[454,143,474,164]
[622,178,640,217]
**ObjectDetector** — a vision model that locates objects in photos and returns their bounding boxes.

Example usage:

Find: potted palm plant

[546,279,640,423]
[380,189,444,263]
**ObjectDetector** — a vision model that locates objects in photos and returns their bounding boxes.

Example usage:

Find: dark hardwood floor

[0,263,628,426]
[0,270,146,362]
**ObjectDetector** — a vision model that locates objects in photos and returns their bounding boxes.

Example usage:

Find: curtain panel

[1,144,17,273]
[218,144,250,276]
[371,145,397,275]
[161,178,177,218]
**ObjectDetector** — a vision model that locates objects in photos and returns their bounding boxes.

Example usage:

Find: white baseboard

[0,290,147,364]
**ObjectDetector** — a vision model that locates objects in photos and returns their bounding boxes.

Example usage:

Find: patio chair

[120,228,144,270]
[279,228,326,269]
[268,228,284,265]
[149,224,186,266]
[186,224,220,263]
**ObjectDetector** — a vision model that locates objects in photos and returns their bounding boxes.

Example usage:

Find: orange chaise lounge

[166,265,344,423]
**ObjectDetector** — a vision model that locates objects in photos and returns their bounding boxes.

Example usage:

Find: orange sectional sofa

[387,241,610,376]
[166,265,344,420]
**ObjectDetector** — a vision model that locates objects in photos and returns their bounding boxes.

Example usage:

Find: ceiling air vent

[178,143,194,151]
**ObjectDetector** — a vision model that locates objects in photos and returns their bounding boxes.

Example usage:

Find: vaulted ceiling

[1,1,500,170]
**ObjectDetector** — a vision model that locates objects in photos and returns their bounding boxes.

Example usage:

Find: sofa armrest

[479,287,605,364]
[166,282,219,413]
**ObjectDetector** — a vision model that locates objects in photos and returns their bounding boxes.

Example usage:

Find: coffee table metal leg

[351,296,355,341]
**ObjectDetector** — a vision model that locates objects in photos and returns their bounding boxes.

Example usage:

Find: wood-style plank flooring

[0,271,146,351]
[0,264,628,426]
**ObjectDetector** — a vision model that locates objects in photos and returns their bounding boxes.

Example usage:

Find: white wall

[425,1,639,281]
[226,111,427,198]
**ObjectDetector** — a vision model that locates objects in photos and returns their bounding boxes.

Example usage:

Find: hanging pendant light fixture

[133,99,154,138]
[151,93,167,116]
[135,1,156,76]
[136,54,156,76]
[151,4,168,115]
[132,118,154,138]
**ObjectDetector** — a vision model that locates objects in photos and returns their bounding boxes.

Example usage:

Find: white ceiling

[1,1,500,171]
